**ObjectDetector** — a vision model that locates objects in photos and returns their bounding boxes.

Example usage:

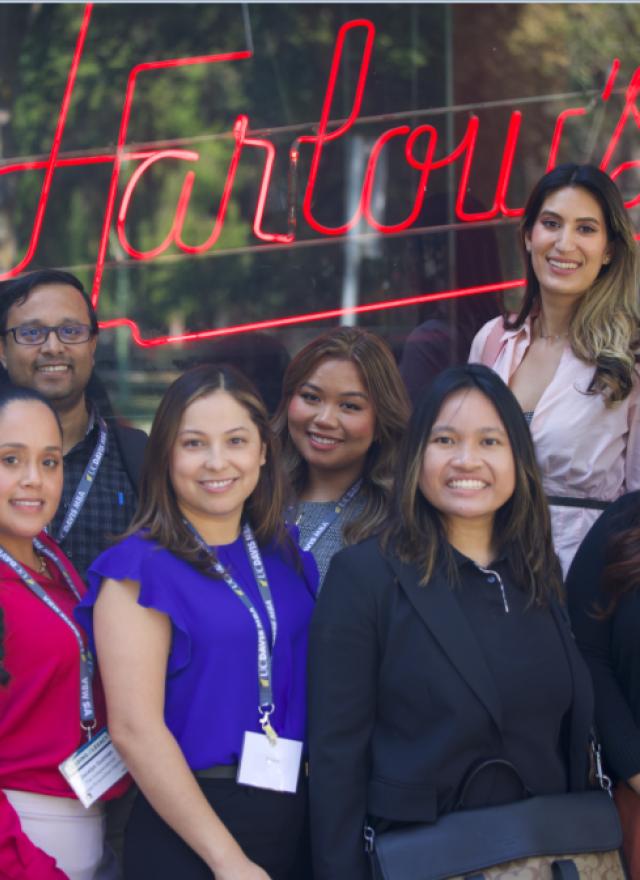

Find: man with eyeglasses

[0,268,147,580]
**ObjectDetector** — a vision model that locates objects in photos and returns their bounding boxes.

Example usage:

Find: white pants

[3,789,118,880]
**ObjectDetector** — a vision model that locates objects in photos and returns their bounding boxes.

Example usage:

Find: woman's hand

[214,855,272,880]
[627,772,640,797]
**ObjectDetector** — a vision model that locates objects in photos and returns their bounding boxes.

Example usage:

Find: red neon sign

[1,5,639,346]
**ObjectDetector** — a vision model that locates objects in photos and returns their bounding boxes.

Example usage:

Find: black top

[566,490,640,781]
[454,553,572,803]
[308,537,594,880]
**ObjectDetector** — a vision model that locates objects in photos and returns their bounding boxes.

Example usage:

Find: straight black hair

[383,364,562,603]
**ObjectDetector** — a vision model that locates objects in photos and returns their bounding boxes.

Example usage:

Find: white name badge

[59,728,128,808]
[237,731,303,793]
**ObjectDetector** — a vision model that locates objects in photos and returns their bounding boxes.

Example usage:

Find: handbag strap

[590,731,613,797]
[455,757,531,810]
[465,861,580,880]
[552,861,580,880]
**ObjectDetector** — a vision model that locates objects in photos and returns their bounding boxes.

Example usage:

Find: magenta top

[0,532,128,880]
[76,529,318,768]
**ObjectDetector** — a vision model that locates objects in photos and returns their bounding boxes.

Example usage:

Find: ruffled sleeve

[75,533,191,676]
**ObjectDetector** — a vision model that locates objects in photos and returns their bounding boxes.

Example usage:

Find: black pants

[123,777,308,880]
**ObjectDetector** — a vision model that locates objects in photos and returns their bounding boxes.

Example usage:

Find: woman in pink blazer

[470,163,640,575]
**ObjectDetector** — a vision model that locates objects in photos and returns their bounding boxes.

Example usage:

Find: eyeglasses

[2,323,94,345]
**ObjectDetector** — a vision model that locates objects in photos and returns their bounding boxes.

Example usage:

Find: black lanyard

[186,521,279,742]
[296,479,362,552]
[0,540,95,737]
[55,417,108,544]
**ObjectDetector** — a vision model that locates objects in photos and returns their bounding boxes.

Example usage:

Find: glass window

[1,3,638,423]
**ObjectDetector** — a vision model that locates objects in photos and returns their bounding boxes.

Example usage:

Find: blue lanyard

[185,521,279,741]
[0,540,96,737]
[296,479,362,552]
[55,417,108,544]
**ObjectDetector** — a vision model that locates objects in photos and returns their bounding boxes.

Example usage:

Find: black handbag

[365,758,628,880]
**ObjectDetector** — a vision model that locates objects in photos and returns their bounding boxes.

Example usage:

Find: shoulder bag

[366,756,628,880]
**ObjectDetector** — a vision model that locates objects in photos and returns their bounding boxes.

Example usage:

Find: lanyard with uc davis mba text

[0,539,95,737]
[297,479,362,552]
[55,417,108,544]
[185,520,279,743]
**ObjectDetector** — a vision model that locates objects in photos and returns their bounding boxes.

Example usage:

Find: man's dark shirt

[50,410,138,579]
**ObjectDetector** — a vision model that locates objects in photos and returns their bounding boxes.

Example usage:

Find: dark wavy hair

[599,501,640,616]
[383,364,562,603]
[506,163,639,405]
[126,363,293,575]
[272,327,410,545]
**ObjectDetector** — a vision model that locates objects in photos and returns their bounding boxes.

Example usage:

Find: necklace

[33,551,47,576]
[538,315,569,342]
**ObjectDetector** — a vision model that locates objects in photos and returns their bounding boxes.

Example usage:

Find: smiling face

[418,388,516,541]
[286,358,376,486]
[524,186,613,306]
[170,390,266,545]
[0,399,63,559]
[0,283,97,413]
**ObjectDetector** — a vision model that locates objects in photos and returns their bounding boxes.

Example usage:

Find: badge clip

[259,706,278,746]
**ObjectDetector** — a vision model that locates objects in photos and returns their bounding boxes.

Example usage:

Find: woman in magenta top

[0,385,127,879]
[77,365,317,880]
[470,164,640,575]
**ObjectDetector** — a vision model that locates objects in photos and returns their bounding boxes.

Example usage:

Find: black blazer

[308,537,595,880]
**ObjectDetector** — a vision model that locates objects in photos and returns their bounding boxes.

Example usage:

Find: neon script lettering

[1,4,638,346]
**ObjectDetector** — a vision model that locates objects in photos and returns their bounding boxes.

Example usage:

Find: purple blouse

[76,530,318,769]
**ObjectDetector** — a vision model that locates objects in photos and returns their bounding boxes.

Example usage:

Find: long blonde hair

[272,327,410,544]
[508,163,639,404]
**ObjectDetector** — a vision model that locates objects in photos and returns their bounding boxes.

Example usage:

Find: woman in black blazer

[308,364,594,880]
[566,491,640,876]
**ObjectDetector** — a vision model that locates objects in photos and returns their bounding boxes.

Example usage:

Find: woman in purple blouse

[76,365,317,880]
